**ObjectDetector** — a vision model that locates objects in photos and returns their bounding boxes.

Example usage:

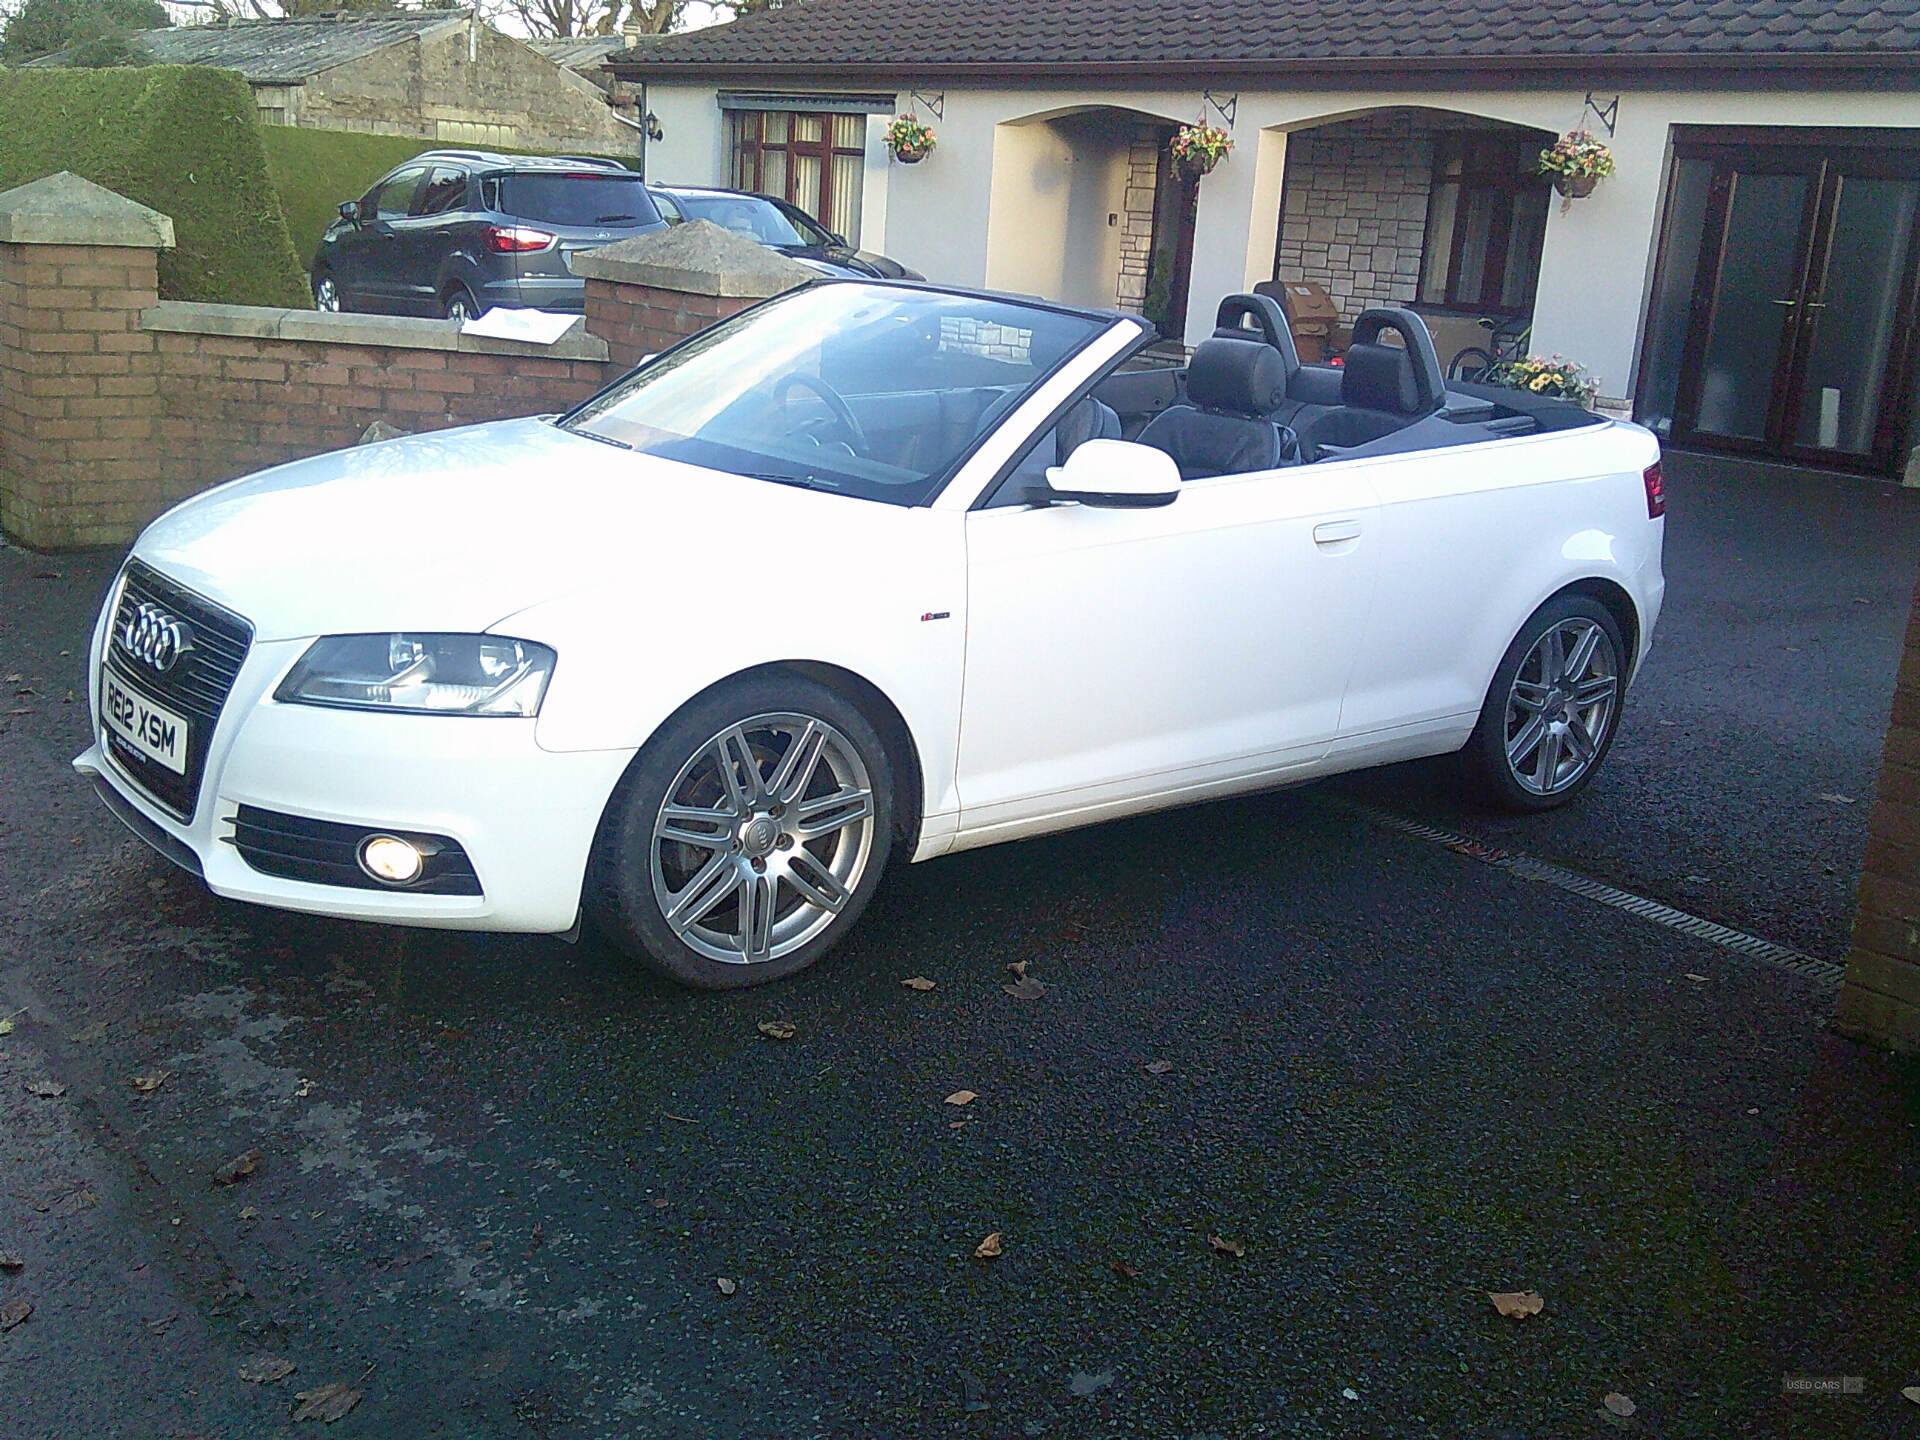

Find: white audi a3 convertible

[77,281,1664,987]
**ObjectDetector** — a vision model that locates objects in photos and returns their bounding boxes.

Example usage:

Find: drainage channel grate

[1323,798,1845,987]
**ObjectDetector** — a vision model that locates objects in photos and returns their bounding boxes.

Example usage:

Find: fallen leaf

[1111,1259,1139,1279]
[0,1299,31,1331]
[756,1019,797,1041]
[292,1382,363,1423]
[650,1197,669,1209]
[1684,973,1709,983]
[1007,960,1029,979]
[1902,1385,1920,1404]
[1341,1386,1360,1401]
[1208,1235,1245,1257]
[1003,976,1049,1001]
[973,1232,1002,1260]
[1746,1107,1759,1115]
[1489,1290,1544,1319]
[948,1119,968,1129]
[944,1090,978,1106]
[213,1149,263,1186]
[0,1252,21,1271]
[23,1079,66,1098]
[1069,1369,1115,1396]
[0,1020,12,1037]
[1144,1059,1174,1075]
[130,1071,171,1094]
[238,1356,297,1384]
[716,1277,737,1296]
[1602,1392,1636,1418]
[239,1207,260,1221]
[901,976,936,992]
[1813,793,1855,806]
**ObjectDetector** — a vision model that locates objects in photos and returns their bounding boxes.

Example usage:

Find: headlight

[275,634,556,717]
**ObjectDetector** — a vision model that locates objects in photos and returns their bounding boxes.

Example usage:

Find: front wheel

[1461,594,1626,812]
[589,676,895,989]
[313,272,341,312]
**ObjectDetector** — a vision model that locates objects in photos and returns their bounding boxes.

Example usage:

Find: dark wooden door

[1671,143,1920,473]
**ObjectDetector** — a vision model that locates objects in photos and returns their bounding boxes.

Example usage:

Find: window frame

[729,110,865,239]
[1417,133,1551,317]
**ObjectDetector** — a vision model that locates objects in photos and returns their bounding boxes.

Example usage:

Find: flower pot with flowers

[885,113,936,164]
[1169,122,1232,181]
[1489,354,1602,409]
[1537,129,1615,199]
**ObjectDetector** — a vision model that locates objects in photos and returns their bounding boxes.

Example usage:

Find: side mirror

[1040,438,1180,509]
[338,200,358,223]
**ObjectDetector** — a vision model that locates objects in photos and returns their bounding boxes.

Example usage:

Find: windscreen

[560,284,1107,507]
[672,193,819,246]
[495,173,659,228]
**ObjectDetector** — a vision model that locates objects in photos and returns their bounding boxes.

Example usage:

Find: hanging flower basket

[1538,129,1614,198]
[885,113,936,165]
[1169,122,1232,181]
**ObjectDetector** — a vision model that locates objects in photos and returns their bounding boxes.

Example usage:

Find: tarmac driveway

[0,449,1915,1439]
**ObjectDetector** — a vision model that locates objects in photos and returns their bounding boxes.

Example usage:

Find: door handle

[1314,519,1362,544]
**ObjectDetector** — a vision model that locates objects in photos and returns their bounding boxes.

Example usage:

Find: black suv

[311,151,667,319]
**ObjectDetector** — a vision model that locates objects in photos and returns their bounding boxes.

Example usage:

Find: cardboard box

[1259,279,1341,362]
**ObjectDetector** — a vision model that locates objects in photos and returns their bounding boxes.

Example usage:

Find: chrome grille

[102,561,253,820]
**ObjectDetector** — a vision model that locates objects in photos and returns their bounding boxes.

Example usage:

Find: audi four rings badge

[118,602,195,674]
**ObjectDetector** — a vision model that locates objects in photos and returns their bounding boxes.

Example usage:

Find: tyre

[1461,594,1626,812]
[313,272,341,313]
[589,675,895,989]
[442,286,479,323]
[1447,346,1495,383]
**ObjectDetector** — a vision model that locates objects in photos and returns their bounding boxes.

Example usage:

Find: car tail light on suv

[1643,459,1665,519]
[483,224,556,254]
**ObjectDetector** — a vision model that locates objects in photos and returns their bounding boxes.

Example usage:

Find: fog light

[359,834,425,885]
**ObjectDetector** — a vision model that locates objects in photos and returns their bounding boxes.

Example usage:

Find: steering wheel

[766,372,869,458]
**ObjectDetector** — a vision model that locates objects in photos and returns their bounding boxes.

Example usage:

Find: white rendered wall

[626,78,1920,403]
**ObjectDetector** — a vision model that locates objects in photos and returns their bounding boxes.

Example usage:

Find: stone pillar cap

[0,172,175,249]
[571,219,814,298]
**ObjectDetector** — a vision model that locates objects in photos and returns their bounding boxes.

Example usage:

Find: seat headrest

[1055,396,1121,464]
[1347,307,1446,413]
[1186,337,1285,417]
[1342,343,1423,415]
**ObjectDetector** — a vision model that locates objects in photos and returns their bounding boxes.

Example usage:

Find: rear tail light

[1643,459,1665,519]
[483,224,556,254]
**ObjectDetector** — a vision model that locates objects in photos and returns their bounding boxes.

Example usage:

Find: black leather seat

[1293,307,1447,460]
[1135,336,1290,480]
[1054,394,1121,464]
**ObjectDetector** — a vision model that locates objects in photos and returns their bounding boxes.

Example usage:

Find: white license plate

[103,671,189,775]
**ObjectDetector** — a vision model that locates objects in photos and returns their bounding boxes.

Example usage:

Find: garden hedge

[0,65,309,307]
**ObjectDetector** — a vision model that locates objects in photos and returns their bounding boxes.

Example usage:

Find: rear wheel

[1446,345,1495,383]
[1462,594,1625,812]
[589,675,895,989]
[442,286,479,323]
[313,272,340,312]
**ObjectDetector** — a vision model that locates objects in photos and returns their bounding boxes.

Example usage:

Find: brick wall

[1836,576,1920,1052]
[583,278,755,373]
[144,310,608,501]
[0,241,162,547]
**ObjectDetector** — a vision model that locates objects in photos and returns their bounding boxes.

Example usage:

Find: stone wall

[288,20,639,157]
[1836,576,1920,1052]
[1114,129,1162,314]
[1273,112,1441,323]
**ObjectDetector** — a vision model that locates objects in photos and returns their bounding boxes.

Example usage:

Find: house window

[1417,134,1551,315]
[730,111,866,245]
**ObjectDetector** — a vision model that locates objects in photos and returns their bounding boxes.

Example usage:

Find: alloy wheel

[649,713,877,965]
[314,276,340,312]
[1503,617,1619,796]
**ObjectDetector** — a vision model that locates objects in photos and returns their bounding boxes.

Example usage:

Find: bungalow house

[612,0,1920,478]
[32,13,641,157]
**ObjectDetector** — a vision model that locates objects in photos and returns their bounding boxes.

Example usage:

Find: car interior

[981,293,1605,505]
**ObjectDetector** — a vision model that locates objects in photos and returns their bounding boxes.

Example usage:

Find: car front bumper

[75,585,634,934]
